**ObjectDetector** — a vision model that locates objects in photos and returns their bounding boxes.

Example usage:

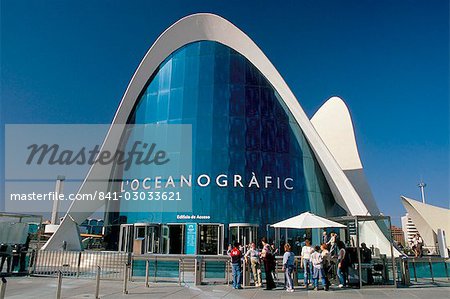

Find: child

[311,245,328,291]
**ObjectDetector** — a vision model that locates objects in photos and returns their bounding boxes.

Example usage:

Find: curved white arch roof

[311,96,380,215]
[43,13,376,250]
[311,96,362,170]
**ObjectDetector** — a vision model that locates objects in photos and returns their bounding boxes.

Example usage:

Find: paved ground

[2,277,450,299]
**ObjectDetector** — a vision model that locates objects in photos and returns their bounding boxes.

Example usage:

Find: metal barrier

[56,270,62,299]
[0,277,7,299]
[28,250,450,288]
[123,263,129,294]
[398,256,449,285]
[95,265,101,299]
[131,254,231,286]
[32,250,129,280]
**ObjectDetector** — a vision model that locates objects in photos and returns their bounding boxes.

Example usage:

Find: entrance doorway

[198,224,224,255]
[229,223,258,249]
[118,224,133,252]
[161,224,184,254]
[119,223,160,253]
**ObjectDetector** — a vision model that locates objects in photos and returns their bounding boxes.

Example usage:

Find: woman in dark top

[261,237,276,290]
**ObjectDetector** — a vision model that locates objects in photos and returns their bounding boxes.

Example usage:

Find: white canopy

[271,212,346,229]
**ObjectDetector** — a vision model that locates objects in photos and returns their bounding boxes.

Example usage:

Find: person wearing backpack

[282,243,295,292]
[229,242,243,289]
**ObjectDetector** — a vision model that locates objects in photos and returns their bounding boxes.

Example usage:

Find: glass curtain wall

[107,41,346,250]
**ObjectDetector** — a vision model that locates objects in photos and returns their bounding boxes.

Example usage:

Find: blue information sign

[185,223,197,254]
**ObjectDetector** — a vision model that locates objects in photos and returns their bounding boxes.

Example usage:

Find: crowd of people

[300,237,349,291]
[227,232,350,292]
[227,237,277,290]
[0,237,31,274]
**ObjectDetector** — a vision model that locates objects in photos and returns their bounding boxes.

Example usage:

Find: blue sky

[1,0,449,225]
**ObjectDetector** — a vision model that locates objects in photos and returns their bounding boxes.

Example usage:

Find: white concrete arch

[311,96,380,216]
[311,96,362,171]
[43,13,373,250]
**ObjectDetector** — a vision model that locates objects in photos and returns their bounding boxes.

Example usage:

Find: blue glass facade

[108,41,345,249]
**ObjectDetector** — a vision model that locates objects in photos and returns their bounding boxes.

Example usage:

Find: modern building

[401,212,418,247]
[401,196,450,254]
[391,225,405,246]
[42,13,393,255]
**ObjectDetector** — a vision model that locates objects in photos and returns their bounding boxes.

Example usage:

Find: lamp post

[417,181,426,204]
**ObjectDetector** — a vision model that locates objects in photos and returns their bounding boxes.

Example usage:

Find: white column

[51,175,65,224]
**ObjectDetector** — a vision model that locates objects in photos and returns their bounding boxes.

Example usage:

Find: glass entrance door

[229,224,258,249]
[168,224,184,254]
[146,225,160,253]
[161,224,184,254]
[118,224,133,252]
[198,224,224,255]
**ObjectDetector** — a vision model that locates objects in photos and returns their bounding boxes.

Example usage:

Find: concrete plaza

[2,276,450,299]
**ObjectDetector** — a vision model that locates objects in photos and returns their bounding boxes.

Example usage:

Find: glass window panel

[230,54,245,84]
[229,85,245,117]
[245,86,259,117]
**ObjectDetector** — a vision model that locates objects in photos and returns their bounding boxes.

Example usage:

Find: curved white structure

[43,13,385,251]
[402,196,450,251]
[311,97,380,216]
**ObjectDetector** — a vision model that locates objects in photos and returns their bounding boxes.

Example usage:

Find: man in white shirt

[244,242,262,287]
[300,239,313,288]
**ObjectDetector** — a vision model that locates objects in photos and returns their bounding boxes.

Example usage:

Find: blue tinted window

[116,41,345,239]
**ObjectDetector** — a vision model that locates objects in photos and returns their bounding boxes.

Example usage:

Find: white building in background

[401,196,450,254]
[401,212,418,246]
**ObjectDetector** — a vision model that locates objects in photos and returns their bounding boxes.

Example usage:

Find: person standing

[261,237,276,290]
[416,233,424,257]
[320,243,331,290]
[229,242,243,289]
[282,243,295,292]
[311,245,327,291]
[245,242,262,287]
[322,231,329,245]
[411,234,418,257]
[300,239,313,289]
[0,244,12,273]
[336,240,348,288]
[327,233,337,256]
[361,243,373,284]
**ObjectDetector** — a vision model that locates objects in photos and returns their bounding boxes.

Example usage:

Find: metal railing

[131,254,299,287]
[397,256,449,285]
[31,250,130,280]
[0,277,6,299]
[25,250,450,288]
[131,254,232,285]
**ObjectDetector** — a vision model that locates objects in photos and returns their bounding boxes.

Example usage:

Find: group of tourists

[227,237,277,290]
[228,233,350,292]
[300,237,349,291]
